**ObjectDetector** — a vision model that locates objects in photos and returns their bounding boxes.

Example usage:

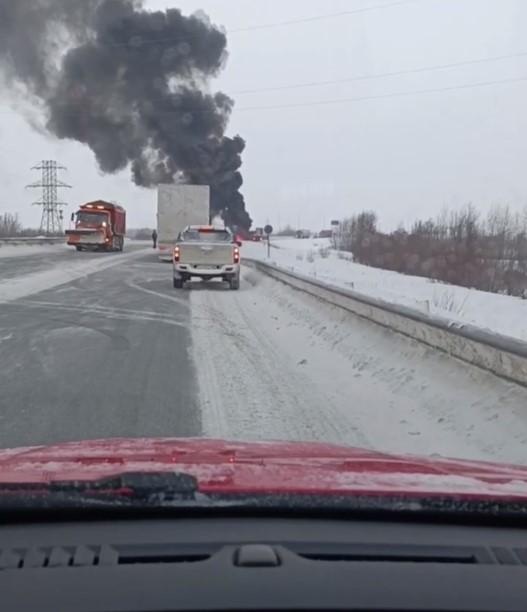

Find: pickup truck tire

[173,277,184,289]
[119,236,124,252]
[229,275,240,291]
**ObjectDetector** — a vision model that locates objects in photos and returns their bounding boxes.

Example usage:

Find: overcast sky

[1,0,526,231]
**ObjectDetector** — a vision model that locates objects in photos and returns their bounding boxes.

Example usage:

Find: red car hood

[1,438,527,501]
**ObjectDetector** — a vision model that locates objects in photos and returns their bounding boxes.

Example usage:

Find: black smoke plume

[0,0,251,228]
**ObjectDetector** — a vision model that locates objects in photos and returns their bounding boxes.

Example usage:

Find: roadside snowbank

[244,238,527,342]
[0,248,150,303]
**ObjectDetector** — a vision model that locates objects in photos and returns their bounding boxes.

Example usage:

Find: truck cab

[173,225,241,290]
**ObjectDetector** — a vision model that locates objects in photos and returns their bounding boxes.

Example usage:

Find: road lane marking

[13,300,186,328]
[126,278,189,307]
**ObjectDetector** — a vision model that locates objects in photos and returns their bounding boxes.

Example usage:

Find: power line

[233,50,527,95]
[234,75,527,112]
[1,74,524,121]
[103,0,424,47]
[43,46,527,107]
[229,0,425,33]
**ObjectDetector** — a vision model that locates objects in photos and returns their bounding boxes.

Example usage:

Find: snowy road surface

[1,246,527,465]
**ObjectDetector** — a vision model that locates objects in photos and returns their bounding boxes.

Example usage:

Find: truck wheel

[229,275,240,291]
[173,277,183,289]
[119,236,124,252]
[75,246,82,252]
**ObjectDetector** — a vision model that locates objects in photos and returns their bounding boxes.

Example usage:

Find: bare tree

[0,213,22,237]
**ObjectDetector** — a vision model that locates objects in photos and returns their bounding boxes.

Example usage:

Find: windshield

[1,0,527,512]
[180,229,233,242]
[76,212,108,225]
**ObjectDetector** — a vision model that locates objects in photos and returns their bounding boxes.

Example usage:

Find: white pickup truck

[173,225,241,290]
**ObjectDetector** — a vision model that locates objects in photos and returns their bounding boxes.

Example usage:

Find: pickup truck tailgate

[179,244,234,265]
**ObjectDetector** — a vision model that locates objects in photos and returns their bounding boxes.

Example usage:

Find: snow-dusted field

[190,267,527,465]
[244,237,527,343]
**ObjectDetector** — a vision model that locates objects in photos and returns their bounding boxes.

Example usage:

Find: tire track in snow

[189,278,370,446]
[14,298,187,326]
[190,268,527,464]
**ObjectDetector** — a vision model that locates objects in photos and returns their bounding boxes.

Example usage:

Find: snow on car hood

[1,438,527,501]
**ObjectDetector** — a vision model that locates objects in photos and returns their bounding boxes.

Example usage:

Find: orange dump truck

[66,201,126,252]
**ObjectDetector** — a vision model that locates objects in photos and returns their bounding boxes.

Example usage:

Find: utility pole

[26,160,71,235]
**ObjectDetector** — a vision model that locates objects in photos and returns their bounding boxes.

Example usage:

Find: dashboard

[1,515,527,611]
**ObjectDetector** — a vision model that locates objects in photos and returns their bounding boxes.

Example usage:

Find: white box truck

[157,184,210,262]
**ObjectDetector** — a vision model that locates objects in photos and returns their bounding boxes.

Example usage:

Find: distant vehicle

[234,228,252,242]
[296,229,311,239]
[173,225,241,290]
[318,229,333,238]
[66,201,125,252]
[157,185,210,262]
[251,232,262,242]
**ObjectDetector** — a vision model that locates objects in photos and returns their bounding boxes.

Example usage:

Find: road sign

[264,224,273,235]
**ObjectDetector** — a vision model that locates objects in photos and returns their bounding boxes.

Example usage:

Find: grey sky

[1,0,526,231]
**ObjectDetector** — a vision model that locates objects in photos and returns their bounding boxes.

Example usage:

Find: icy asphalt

[0,245,200,446]
[1,243,527,464]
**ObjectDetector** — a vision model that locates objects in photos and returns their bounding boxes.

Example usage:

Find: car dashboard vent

[291,543,527,566]
[0,544,213,570]
[2,542,527,570]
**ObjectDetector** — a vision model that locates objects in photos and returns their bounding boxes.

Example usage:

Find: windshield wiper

[0,472,202,510]
[2,473,527,521]
[53,471,197,497]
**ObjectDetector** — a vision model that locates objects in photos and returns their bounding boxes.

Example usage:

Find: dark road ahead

[0,249,201,447]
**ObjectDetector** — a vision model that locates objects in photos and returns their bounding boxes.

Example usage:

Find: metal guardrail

[0,237,66,246]
[245,258,527,387]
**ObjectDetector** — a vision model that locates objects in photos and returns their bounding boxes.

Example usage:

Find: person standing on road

[152,229,158,249]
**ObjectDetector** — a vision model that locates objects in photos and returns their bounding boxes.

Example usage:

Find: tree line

[0,213,43,237]
[335,205,527,297]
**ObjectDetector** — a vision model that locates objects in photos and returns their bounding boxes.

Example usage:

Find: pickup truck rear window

[180,230,232,243]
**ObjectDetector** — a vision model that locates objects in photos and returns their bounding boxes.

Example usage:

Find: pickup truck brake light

[174,246,180,262]
[234,247,240,264]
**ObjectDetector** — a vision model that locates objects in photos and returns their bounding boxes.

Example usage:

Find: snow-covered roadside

[190,268,527,465]
[243,238,527,343]
[0,248,150,303]
[0,242,69,259]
